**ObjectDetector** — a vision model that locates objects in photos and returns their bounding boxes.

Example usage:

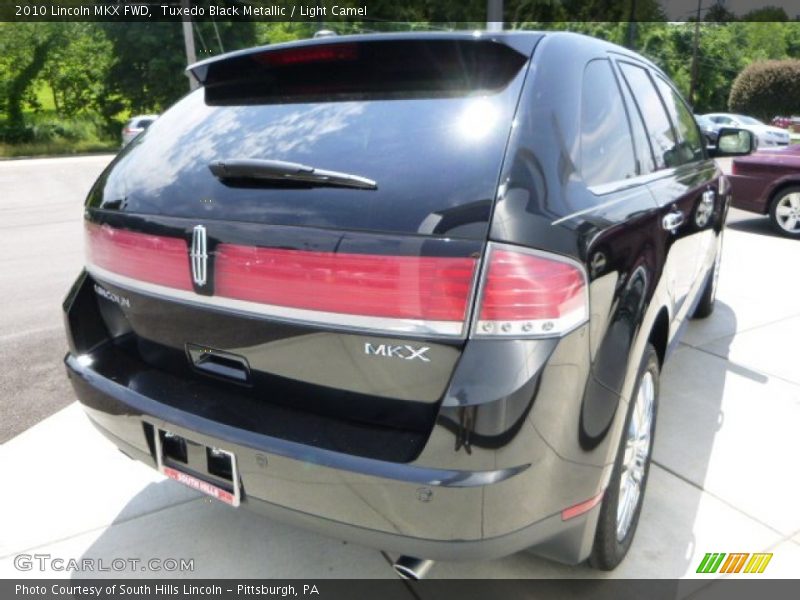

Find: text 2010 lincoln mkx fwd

[63,32,753,577]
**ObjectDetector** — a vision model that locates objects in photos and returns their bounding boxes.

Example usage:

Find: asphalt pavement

[1,155,799,582]
[0,155,113,443]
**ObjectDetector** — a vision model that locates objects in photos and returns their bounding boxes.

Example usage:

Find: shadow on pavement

[726,216,787,240]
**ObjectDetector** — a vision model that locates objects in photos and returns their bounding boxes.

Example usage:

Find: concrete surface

[0,156,114,443]
[1,156,799,581]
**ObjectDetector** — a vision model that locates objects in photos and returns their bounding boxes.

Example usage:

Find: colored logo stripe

[696,552,773,574]
[744,553,773,573]
[697,553,726,573]
[720,553,749,573]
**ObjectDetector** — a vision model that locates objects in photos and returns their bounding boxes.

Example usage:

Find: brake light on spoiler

[252,43,359,67]
[85,224,588,339]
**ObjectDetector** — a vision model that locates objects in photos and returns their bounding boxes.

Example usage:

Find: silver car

[704,112,791,148]
[121,115,158,147]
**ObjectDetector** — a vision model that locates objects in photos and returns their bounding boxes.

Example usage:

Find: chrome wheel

[774,193,800,233]
[616,371,655,541]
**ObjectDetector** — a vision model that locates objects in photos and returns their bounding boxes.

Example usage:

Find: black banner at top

[2,0,799,23]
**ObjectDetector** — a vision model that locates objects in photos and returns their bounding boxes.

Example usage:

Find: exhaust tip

[392,556,434,580]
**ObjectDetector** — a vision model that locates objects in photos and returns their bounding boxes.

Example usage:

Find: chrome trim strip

[554,159,718,225]
[87,264,466,338]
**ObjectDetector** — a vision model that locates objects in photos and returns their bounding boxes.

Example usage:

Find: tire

[769,186,800,238]
[588,343,659,571]
[691,237,722,320]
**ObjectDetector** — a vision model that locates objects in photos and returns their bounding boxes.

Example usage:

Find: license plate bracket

[154,429,241,507]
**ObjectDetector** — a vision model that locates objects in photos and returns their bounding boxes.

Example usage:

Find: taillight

[215,244,476,335]
[83,222,588,339]
[471,243,588,338]
[84,220,477,337]
[731,161,739,176]
[85,222,192,291]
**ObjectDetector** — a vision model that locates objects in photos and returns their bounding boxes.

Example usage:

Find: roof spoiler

[187,32,541,87]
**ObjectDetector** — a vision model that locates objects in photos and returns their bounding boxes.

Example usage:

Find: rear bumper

[63,267,612,563]
[66,344,603,563]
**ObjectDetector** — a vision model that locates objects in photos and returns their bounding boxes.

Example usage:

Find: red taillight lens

[214,244,476,325]
[85,222,192,291]
[83,223,477,336]
[472,243,588,338]
[561,490,604,521]
[731,160,739,176]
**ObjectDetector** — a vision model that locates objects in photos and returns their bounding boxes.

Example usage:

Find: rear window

[90,40,532,239]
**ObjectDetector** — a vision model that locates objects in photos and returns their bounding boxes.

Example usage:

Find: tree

[0,23,62,130]
[100,19,257,117]
[729,60,800,121]
[40,23,113,117]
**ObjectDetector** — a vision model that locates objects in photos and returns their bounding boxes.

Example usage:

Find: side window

[580,59,637,188]
[618,63,678,169]
[653,76,704,163]
[615,63,656,175]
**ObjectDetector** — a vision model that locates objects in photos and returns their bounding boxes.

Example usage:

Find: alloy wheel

[774,193,800,234]
[616,371,655,541]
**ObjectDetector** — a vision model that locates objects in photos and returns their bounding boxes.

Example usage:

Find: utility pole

[626,0,637,49]
[487,0,503,32]
[688,0,702,106]
[181,0,198,90]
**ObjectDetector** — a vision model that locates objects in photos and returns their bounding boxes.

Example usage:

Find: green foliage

[0,23,64,128]
[41,23,114,118]
[729,60,800,121]
[1,16,800,155]
[0,112,108,146]
[100,22,190,115]
[619,21,800,114]
[99,19,257,117]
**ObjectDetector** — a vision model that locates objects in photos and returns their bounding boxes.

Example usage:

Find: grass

[1,95,121,158]
[0,139,119,158]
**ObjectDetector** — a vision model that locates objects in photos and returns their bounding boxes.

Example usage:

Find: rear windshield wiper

[209,159,377,190]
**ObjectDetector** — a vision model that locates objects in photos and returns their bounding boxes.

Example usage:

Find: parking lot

[1,155,799,581]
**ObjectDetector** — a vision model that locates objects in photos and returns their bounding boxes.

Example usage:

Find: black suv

[63,32,753,575]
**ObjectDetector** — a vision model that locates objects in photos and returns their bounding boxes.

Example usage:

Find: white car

[703,113,790,148]
[121,115,159,147]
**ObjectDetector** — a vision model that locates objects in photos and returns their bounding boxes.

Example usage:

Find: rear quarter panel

[487,34,664,464]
